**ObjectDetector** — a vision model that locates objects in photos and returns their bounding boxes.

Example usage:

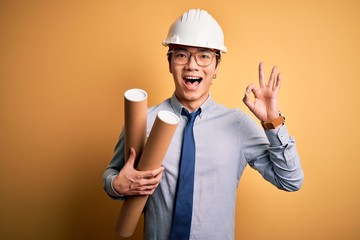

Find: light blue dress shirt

[103,94,304,240]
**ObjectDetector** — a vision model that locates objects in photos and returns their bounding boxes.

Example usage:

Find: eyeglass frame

[167,48,221,67]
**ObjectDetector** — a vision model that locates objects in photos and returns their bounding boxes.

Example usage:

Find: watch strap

[261,113,285,130]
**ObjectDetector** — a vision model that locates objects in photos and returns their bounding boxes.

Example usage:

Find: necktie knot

[181,108,201,124]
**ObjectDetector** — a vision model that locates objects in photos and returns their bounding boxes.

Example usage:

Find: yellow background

[1,0,359,239]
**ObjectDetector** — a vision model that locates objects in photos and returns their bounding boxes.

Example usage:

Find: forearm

[245,123,304,191]
[103,169,125,199]
[103,131,126,200]
[263,125,304,191]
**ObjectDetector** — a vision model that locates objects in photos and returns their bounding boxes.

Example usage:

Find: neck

[175,93,209,113]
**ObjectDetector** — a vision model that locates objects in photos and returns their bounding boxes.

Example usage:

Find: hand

[243,62,281,122]
[112,148,164,196]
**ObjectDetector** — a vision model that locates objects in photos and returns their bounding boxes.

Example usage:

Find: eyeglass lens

[172,50,215,67]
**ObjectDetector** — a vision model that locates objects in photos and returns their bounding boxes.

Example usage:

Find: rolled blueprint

[116,110,180,237]
[124,88,148,165]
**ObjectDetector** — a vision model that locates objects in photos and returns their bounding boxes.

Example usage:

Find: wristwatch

[261,112,285,130]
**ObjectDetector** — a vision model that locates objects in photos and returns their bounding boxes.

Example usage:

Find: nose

[185,54,199,70]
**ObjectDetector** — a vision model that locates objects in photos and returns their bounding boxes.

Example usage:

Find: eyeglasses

[168,49,219,67]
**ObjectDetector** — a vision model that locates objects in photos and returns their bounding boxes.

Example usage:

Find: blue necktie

[170,108,201,240]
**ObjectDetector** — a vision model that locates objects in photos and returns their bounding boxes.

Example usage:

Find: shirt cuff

[106,175,125,199]
[264,124,290,146]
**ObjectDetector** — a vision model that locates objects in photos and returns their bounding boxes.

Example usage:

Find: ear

[214,60,220,74]
[169,62,173,74]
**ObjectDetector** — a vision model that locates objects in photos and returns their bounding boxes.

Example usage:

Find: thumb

[126,148,136,168]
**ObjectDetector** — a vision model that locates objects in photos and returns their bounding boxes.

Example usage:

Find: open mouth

[184,76,203,85]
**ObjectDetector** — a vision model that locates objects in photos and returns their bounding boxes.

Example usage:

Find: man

[103,9,304,240]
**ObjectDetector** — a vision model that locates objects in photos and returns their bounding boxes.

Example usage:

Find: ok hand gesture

[243,62,281,122]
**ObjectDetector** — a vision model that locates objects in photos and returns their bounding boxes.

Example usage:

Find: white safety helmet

[162,9,227,53]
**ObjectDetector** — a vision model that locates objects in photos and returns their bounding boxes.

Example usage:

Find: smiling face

[168,45,220,112]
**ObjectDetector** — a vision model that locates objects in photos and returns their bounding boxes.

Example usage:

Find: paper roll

[124,88,147,165]
[115,110,180,237]
[114,88,148,237]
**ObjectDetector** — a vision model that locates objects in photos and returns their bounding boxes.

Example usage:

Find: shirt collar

[169,93,213,118]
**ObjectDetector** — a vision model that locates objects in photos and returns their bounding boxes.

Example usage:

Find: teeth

[184,76,202,85]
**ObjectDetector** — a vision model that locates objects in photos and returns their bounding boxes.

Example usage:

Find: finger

[139,188,157,196]
[132,170,163,190]
[154,169,164,181]
[273,72,282,92]
[140,171,163,187]
[142,173,163,190]
[268,66,277,88]
[243,91,255,111]
[138,167,163,179]
[243,83,256,108]
[245,83,260,97]
[151,166,164,178]
[136,178,159,187]
[245,83,257,94]
[129,185,156,196]
[131,170,164,195]
[259,62,265,88]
